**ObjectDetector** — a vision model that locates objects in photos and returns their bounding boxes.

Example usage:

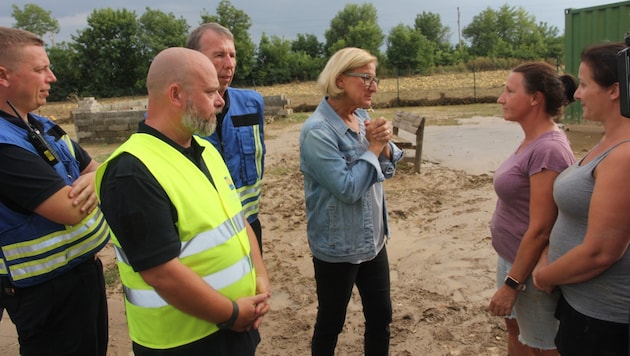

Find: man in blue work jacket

[186,23,266,254]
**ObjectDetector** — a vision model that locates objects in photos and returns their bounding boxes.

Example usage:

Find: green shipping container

[564,1,630,122]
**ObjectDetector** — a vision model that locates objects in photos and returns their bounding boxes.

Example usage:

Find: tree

[253,33,292,85]
[138,7,188,54]
[291,33,324,59]
[386,24,434,75]
[47,42,80,101]
[414,12,450,48]
[201,0,256,84]
[11,3,60,47]
[73,8,144,97]
[413,11,456,66]
[324,3,384,57]
[538,22,564,61]
[462,5,558,60]
[137,8,189,88]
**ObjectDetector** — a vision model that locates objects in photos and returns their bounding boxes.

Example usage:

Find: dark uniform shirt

[99,120,213,272]
[0,110,92,214]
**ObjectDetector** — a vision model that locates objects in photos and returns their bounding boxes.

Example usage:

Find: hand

[488,286,517,317]
[232,292,271,332]
[533,270,555,293]
[365,117,392,156]
[366,117,392,144]
[256,274,271,299]
[532,247,555,293]
[69,171,98,214]
[253,274,271,329]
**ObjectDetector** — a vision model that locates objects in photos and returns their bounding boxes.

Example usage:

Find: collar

[0,109,43,131]
[137,120,205,162]
[319,98,363,136]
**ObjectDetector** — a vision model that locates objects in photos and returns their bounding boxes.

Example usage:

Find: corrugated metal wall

[564,1,630,121]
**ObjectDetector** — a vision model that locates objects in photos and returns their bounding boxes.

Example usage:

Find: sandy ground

[0,116,603,355]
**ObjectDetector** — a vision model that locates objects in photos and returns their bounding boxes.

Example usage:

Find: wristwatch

[217,301,239,330]
[504,276,526,292]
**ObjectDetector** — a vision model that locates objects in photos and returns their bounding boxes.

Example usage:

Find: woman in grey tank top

[533,42,630,355]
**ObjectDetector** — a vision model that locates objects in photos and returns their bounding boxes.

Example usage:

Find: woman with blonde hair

[299,47,403,356]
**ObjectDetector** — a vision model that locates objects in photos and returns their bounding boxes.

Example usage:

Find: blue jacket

[0,115,109,287]
[204,88,265,223]
[299,98,403,263]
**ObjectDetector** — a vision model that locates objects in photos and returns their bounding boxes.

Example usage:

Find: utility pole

[457,7,463,52]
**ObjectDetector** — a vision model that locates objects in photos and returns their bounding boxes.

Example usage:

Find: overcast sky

[0,0,620,46]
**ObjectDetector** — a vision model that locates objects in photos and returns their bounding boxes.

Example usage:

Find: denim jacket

[299,98,403,263]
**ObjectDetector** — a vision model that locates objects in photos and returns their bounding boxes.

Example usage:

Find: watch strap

[504,275,526,291]
[217,300,239,330]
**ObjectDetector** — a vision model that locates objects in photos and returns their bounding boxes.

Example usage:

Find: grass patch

[267,165,295,176]
[103,263,120,289]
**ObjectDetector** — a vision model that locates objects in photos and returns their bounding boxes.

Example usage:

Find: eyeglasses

[343,72,379,87]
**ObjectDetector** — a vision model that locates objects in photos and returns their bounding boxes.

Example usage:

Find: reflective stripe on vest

[2,209,109,282]
[123,255,251,308]
[0,114,109,286]
[238,179,262,219]
[115,210,248,308]
[95,134,256,349]
[115,210,246,267]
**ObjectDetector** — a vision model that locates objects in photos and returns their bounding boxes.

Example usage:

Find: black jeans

[311,246,392,356]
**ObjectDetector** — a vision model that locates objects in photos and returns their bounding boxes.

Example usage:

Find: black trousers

[132,329,260,356]
[555,295,628,356]
[311,246,392,356]
[250,217,263,255]
[1,257,108,356]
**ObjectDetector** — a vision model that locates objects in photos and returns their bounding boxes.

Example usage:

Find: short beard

[182,100,217,136]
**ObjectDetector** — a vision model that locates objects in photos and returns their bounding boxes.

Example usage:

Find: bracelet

[217,300,239,330]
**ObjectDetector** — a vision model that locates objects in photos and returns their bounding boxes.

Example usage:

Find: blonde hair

[317,47,377,97]
[0,27,44,69]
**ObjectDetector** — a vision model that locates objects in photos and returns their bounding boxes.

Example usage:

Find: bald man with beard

[96,47,271,356]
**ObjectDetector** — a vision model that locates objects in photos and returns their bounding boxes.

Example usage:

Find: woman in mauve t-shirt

[489,62,576,356]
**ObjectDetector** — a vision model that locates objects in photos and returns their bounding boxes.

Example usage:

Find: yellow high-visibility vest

[96,134,255,349]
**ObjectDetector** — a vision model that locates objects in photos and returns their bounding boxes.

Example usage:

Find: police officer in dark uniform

[0,27,110,356]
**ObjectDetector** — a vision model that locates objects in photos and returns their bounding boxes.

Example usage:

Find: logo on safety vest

[224,176,235,190]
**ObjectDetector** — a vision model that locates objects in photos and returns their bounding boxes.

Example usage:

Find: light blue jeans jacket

[299,98,403,263]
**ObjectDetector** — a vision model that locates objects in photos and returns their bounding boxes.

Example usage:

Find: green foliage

[13,2,565,100]
[11,3,60,47]
[324,3,384,57]
[47,42,80,101]
[138,7,189,55]
[414,12,450,48]
[73,8,144,97]
[413,11,455,66]
[137,8,189,89]
[103,263,120,289]
[253,34,325,85]
[462,5,562,61]
[292,34,324,58]
[201,0,256,84]
[386,24,435,75]
[254,34,292,85]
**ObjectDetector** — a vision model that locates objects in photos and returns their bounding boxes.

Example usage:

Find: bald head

[147,47,216,97]
[144,47,224,145]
